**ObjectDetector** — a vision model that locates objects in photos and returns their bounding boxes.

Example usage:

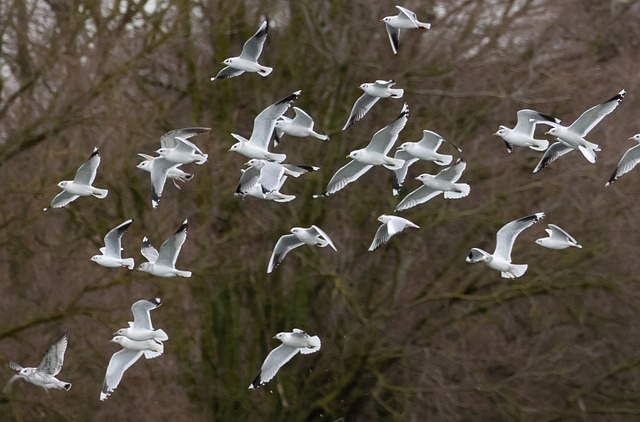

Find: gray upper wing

[249,344,299,388]
[130,298,161,330]
[494,213,544,261]
[100,348,144,401]
[239,20,268,61]
[267,234,305,273]
[103,219,133,258]
[156,219,188,267]
[324,160,372,196]
[250,91,301,149]
[532,142,574,173]
[73,147,100,185]
[343,93,380,131]
[366,103,409,154]
[37,332,68,376]
[568,90,625,137]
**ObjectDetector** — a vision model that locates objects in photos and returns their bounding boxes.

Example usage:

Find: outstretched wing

[103,219,133,258]
[267,234,305,273]
[395,185,441,212]
[239,20,269,61]
[100,348,144,401]
[365,103,409,154]
[73,147,101,185]
[342,93,380,130]
[324,160,372,196]
[130,298,161,330]
[310,225,337,251]
[568,90,625,137]
[532,142,573,173]
[606,143,640,186]
[211,66,245,81]
[494,213,545,262]
[250,91,301,149]
[384,23,400,55]
[248,344,299,389]
[140,237,159,263]
[37,332,68,376]
[156,219,188,267]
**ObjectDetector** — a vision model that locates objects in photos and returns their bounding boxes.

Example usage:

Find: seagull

[100,336,164,401]
[138,219,191,278]
[466,212,545,279]
[535,224,582,250]
[342,80,404,131]
[381,5,431,55]
[229,91,301,163]
[606,134,640,186]
[211,20,272,80]
[392,129,462,195]
[91,219,135,269]
[156,137,208,166]
[368,215,420,251]
[274,107,329,147]
[267,225,337,273]
[494,109,561,153]
[236,159,318,195]
[137,154,193,208]
[533,90,625,173]
[322,103,409,196]
[45,147,108,210]
[248,329,321,389]
[394,158,470,212]
[113,298,168,357]
[242,175,296,202]
[4,332,71,393]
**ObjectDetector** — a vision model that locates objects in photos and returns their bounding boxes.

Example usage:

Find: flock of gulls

[5,5,638,402]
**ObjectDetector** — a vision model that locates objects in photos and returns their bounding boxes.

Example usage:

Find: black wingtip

[249,372,262,389]
[606,89,625,104]
[175,219,188,234]
[89,147,100,159]
[147,297,162,307]
[277,90,301,106]
[537,112,560,124]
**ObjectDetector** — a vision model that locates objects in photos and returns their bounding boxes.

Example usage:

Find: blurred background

[1,0,640,420]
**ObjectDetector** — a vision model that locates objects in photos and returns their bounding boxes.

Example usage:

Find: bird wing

[324,160,372,196]
[437,159,466,183]
[494,213,544,262]
[369,223,391,251]
[547,224,578,244]
[395,185,442,212]
[37,332,68,376]
[73,147,101,185]
[384,23,400,55]
[267,234,305,273]
[249,344,299,388]
[48,191,79,209]
[392,151,418,195]
[103,219,133,258]
[239,20,268,61]
[514,109,560,137]
[259,162,286,194]
[310,225,337,251]
[130,298,161,330]
[532,142,574,173]
[290,107,314,127]
[156,219,188,267]
[568,90,625,137]
[174,137,205,155]
[212,66,245,80]
[607,143,640,185]
[342,93,380,130]
[150,157,178,208]
[395,5,418,23]
[366,103,409,154]
[236,166,261,195]
[100,348,144,401]
[250,91,301,149]
[140,237,159,263]
[417,130,445,151]
[160,127,210,149]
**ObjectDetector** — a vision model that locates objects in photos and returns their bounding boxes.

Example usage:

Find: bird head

[113,328,127,336]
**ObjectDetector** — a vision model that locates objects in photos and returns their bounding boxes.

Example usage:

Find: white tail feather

[444,183,470,199]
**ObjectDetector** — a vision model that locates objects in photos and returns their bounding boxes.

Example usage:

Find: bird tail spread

[390,88,404,98]
[268,152,287,163]
[444,183,470,199]
[383,157,405,170]
[259,66,273,76]
[154,329,169,341]
[578,145,597,163]
[144,341,164,359]
[299,335,322,354]
[196,154,208,165]
[503,264,527,279]
[123,258,135,270]
[93,189,109,199]
[176,270,192,278]
[529,139,549,151]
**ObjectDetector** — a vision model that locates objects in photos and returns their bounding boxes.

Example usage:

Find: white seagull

[91,219,135,270]
[535,224,582,250]
[4,332,71,393]
[466,212,545,279]
[533,90,625,173]
[45,147,108,210]
[392,129,462,195]
[342,80,404,131]
[114,298,168,356]
[100,335,164,401]
[156,137,208,166]
[323,104,408,196]
[494,109,560,153]
[211,21,272,80]
[138,219,191,278]
[267,225,337,273]
[274,107,329,147]
[395,158,470,212]
[229,91,301,163]
[381,5,431,55]
[242,175,296,202]
[236,159,318,196]
[606,134,640,186]
[249,329,321,389]
[137,154,193,208]
[368,215,420,251]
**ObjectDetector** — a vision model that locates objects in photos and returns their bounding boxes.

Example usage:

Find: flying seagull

[138,219,191,278]
[533,90,625,173]
[267,225,337,273]
[606,134,640,186]
[211,21,272,80]
[274,107,329,147]
[494,109,560,153]
[4,332,71,393]
[466,212,545,279]
[229,91,301,162]
[342,80,404,131]
[91,219,135,269]
[113,298,168,356]
[249,329,321,389]
[381,5,431,55]
[323,103,408,196]
[368,215,420,251]
[535,224,582,250]
[45,147,108,210]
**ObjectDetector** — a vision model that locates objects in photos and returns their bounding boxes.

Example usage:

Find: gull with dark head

[211,20,272,80]
[267,225,336,273]
[466,213,544,279]
[45,147,108,210]
[381,5,431,55]
[249,329,321,389]
[91,219,134,269]
[342,80,404,131]
[229,91,301,163]
[138,219,191,278]
[4,332,71,393]
[533,90,625,173]
[322,104,408,196]
[494,109,560,153]
[369,215,420,251]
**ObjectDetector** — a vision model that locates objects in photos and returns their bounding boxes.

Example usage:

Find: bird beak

[112,331,118,335]
[272,336,277,339]
[629,137,635,141]
[492,132,499,136]
[544,131,550,135]
[346,154,351,158]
